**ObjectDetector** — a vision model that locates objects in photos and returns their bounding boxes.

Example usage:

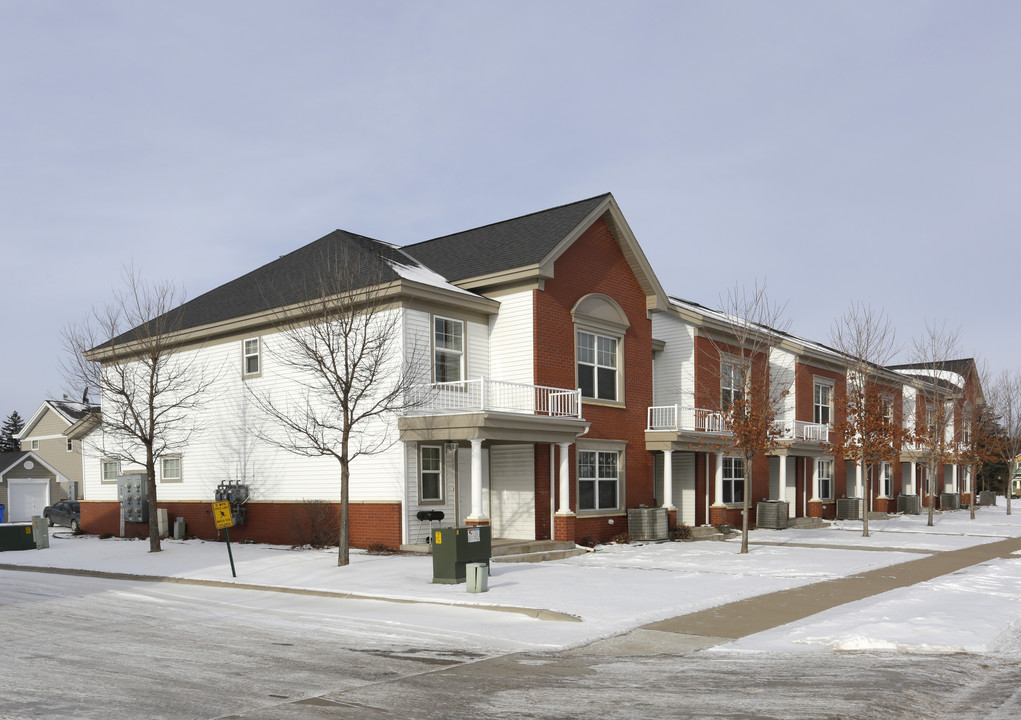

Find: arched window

[572,295,629,404]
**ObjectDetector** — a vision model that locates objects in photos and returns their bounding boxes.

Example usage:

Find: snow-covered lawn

[4,499,1021,653]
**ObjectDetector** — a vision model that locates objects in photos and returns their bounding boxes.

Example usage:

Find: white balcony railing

[791,420,829,442]
[647,405,731,433]
[407,378,582,419]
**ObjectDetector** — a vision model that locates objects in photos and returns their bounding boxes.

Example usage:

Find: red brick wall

[531,217,655,540]
[80,501,403,548]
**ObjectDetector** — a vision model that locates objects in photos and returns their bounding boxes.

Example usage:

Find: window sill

[576,510,626,518]
[581,399,626,410]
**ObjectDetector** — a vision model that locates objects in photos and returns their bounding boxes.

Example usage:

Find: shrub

[610,531,632,545]
[672,524,692,541]
[290,499,339,549]
[366,542,398,555]
[578,535,598,548]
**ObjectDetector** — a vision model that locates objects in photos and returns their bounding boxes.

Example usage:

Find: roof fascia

[539,195,670,313]
[65,413,101,440]
[0,450,62,479]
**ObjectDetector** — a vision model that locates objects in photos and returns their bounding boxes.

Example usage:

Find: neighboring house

[77,194,983,546]
[0,451,63,522]
[16,399,99,501]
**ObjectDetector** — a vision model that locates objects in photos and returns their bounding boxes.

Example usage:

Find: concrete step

[788,517,830,529]
[491,547,590,563]
[491,539,577,557]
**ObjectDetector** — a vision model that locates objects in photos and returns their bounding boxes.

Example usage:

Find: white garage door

[490,445,535,540]
[8,479,49,522]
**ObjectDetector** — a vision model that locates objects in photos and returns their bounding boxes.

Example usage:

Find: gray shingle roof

[48,400,100,424]
[103,230,431,347]
[403,194,611,281]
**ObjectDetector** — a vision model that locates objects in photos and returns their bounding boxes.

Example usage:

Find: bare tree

[988,368,1021,517]
[828,304,907,537]
[906,322,964,527]
[62,266,215,552]
[249,241,426,566]
[701,282,791,554]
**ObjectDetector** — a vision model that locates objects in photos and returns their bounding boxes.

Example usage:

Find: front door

[489,445,535,540]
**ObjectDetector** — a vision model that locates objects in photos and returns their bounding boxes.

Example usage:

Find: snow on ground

[4,499,1021,653]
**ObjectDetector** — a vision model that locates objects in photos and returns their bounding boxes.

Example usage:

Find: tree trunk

[927,462,936,527]
[146,448,161,553]
[740,457,752,554]
[862,463,870,538]
[969,464,977,520]
[338,456,350,567]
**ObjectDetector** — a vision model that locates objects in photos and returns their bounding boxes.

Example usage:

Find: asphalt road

[2,570,1019,720]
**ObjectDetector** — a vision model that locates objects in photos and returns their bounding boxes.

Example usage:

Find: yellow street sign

[212,500,234,529]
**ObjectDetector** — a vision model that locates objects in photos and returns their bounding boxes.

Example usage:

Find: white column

[855,462,863,499]
[810,458,820,501]
[777,455,787,502]
[662,450,674,509]
[713,452,724,505]
[469,439,485,520]
[557,442,572,514]
[952,464,959,494]
[910,461,917,495]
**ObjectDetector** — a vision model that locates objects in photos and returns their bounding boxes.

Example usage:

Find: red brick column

[465,518,491,527]
[666,508,677,531]
[554,513,576,543]
[807,500,823,518]
[874,498,892,513]
[709,506,728,526]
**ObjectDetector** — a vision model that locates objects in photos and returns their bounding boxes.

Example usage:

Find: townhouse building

[77,194,983,547]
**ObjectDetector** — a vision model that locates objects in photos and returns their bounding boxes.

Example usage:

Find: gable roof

[403,194,612,282]
[94,230,478,353]
[17,400,101,439]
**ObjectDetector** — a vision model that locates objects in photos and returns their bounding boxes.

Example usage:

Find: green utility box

[431,526,491,584]
[0,524,39,551]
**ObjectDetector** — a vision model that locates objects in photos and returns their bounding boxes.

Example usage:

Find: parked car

[43,500,80,532]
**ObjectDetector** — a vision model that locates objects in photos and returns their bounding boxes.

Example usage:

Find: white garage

[1,452,61,522]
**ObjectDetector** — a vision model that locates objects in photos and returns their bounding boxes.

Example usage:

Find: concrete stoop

[787,517,830,530]
[491,539,589,564]
[687,526,730,542]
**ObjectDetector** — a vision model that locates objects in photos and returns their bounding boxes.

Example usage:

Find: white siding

[82,308,415,505]
[651,313,695,408]
[654,451,696,527]
[467,320,490,379]
[489,290,533,386]
[489,444,535,540]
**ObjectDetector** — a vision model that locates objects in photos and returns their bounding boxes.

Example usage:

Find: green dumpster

[432,526,491,584]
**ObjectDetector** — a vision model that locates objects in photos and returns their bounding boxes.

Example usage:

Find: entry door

[9,479,49,522]
[489,445,535,540]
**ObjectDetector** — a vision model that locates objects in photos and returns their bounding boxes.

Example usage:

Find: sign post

[212,500,237,577]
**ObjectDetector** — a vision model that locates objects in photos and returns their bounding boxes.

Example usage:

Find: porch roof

[399,411,590,444]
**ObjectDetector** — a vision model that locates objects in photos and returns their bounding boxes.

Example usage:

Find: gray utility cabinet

[940,493,960,511]
[627,507,669,540]
[898,494,921,515]
[756,501,788,529]
[979,491,997,506]
[836,497,861,520]
[117,473,148,523]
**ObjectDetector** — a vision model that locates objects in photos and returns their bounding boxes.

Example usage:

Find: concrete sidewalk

[575,535,1021,655]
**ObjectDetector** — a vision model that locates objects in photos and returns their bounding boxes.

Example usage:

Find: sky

[3,1,1020,420]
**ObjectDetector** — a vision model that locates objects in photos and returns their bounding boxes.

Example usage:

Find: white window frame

[721,360,745,411]
[30,439,39,450]
[243,337,261,377]
[66,438,74,452]
[722,456,745,505]
[433,316,465,384]
[101,459,121,483]
[817,459,834,500]
[161,455,182,483]
[814,380,833,425]
[880,461,893,498]
[419,445,444,504]
[577,330,619,402]
[577,449,621,512]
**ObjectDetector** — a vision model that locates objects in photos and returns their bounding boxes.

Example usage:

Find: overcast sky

[2,1,1019,420]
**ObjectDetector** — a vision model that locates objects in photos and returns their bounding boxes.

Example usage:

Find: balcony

[789,420,829,443]
[406,378,582,419]
[647,405,731,433]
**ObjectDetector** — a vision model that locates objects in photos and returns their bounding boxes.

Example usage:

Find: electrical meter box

[214,482,250,526]
[431,526,491,584]
[117,473,149,523]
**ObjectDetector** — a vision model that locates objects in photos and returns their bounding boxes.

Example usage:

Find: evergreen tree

[0,411,25,452]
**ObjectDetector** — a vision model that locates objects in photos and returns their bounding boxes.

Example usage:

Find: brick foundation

[874,497,893,513]
[80,500,403,549]
[553,513,576,542]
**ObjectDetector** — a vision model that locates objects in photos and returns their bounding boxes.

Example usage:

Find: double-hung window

[814,381,833,425]
[433,317,464,383]
[419,445,443,503]
[722,456,744,504]
[577,331,618,402]
[817,459,833,500]
[101,459,120,482]
[578,450,619,511]
[161,456,182,482]
[880,462,893,497]
[243,338,261,377]
[721,361,744,411]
